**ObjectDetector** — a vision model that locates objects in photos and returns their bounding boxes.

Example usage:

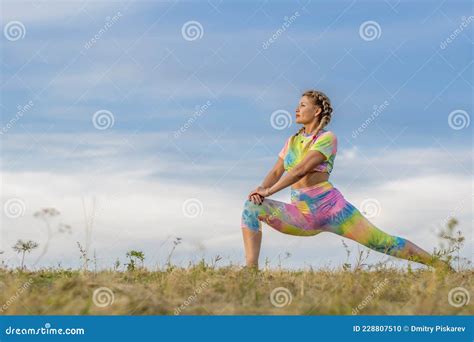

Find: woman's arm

[248,158,285,204]
[264,150,326,196]
[259,158,285,188]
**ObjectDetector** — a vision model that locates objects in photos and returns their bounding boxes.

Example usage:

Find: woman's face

[295,96,321,124]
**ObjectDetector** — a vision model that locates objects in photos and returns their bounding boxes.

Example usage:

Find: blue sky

[1,0,472,270]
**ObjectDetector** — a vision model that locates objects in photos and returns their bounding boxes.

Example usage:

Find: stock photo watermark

[440,16,474,50]
[173,100,212,138]
[360,198,381,219]
[82,11,123,52]
[447,109,470,130]
[359,20,382,41]
[0,278,34,313]
[447,287,470,308]
[352,100,389,139]
[5,323,85,336]
[174,279,210,315]
[270,109,292,130]
[262,11,300,50]
[0,100,34,136]
[352,278,389,315]
[92,287,115,307]
[92,110,115,130]
[3,198,26,219]
[181,20,204,41]
[3,21,26,41]
[270,287,293,308]
[182,198,204,218]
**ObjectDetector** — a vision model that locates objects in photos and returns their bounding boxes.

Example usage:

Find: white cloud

[1,1,119,23]
[1,140,471,270]
[0,0,471,271]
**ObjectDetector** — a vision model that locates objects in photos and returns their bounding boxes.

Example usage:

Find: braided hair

[294,90,333,142]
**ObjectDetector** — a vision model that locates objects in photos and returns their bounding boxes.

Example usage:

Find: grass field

[0,263,472,315]
[1,218,471,315]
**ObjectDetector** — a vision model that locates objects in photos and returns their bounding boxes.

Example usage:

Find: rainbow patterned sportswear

[241,130,434,266]
[278,128,337,174]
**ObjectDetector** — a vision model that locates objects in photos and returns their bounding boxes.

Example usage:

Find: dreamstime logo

[270,109,292,130]
[352,100,389,139]
[448,109,470,130]
[360,198,381,218]
[262,11,300,50]
[83,11,123,51]
[181,21,204,41]
[0,100,34,136]
[268,207,282,221]
[182,198,203,218]
[0,278,34,313]
[92,110,115,130]
[3,198,26,218]
[92,287,115,307]
[269,287,292,308]
[440,16,474,50]
[174,279,210,315]
[3,21,26,41]
[352,278,389,315]
[359,21,382,41]
[448,287,470,308]
[173,100,212,138]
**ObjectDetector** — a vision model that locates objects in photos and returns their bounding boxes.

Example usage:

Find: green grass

[1,217,471,315]
[0,265,472,315]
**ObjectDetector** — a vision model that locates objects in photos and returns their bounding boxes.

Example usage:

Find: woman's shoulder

[321,130,337,139]
[316,128,337,141]
[312,129,338,152]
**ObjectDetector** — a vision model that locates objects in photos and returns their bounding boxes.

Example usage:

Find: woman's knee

[242,199,262,231]
[243,198,261,212]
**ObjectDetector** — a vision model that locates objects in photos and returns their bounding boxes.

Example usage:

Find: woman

[241,89,452,272]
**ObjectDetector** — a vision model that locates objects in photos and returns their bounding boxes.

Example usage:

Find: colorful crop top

[278,128,338,174]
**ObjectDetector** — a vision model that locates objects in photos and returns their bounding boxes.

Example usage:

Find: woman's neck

[303,122,320,135]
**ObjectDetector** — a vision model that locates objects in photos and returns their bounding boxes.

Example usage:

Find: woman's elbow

[290,166,308,179]
[272,164,285,178]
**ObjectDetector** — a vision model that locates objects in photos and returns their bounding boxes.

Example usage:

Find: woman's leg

[241,198,320,267]
[324,198,435,266]
[242,228,261,268]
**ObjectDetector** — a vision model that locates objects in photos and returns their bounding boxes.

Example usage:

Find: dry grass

[1,217,470,315]
[0,264,472,315]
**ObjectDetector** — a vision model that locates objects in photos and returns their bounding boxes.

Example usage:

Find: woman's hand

[248,186,264,205]
[249,193,264,205]
[248,187,271,205]
[248,186,264,197]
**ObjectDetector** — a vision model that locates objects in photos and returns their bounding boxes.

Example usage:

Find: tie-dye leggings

[241,181,433,265]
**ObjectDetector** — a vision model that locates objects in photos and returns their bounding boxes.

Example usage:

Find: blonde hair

[294,89,333,140]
